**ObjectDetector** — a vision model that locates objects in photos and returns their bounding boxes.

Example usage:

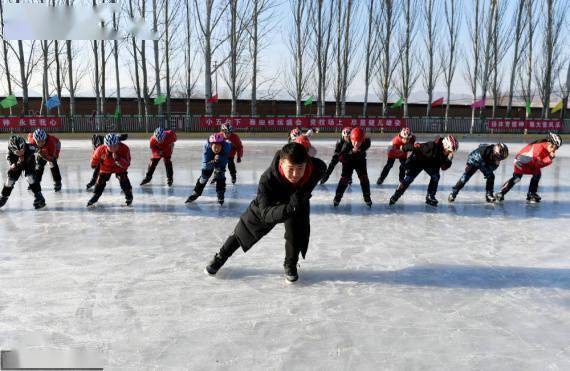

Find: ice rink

[1,137,569,370]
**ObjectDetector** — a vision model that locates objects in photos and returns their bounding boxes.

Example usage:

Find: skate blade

[204,268,217,277]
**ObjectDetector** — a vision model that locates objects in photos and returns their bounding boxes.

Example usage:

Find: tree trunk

[152,0,162,116]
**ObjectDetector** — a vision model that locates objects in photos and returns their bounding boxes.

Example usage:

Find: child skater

[140,127,177,186]
[376,128,415,185]
[320,127,352,185]
[27,128,62,192]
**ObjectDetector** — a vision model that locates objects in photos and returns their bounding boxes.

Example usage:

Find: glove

[287,190,306,214]
[112,152,120,160]
[237,157,242,163]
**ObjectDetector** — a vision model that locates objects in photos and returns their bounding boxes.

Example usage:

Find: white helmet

[547,132,562,147]
[104,133,120,147]
[442,135,458,152]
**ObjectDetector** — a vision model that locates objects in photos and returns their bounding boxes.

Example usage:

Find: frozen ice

[1,138,569,370]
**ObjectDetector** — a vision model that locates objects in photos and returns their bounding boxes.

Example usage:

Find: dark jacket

[466,144,499,177]
[234,151,326,257]
[338,137,371,163]
[402,137,452,170]
[7,143,37,172]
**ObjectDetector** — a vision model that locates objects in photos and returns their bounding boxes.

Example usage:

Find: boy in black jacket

[389,135,458,206]
[320,127,351,184]
[332,127,372,207]
[0,136,46,209]
[205,142,326,283]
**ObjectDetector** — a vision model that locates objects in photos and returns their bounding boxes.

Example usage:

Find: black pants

[144,157,173,180]
[227,157,237,179]
[220,206,310,267]
[393,163,440,199]
[90,172,133,203]
[89,164,101,185]
[500,172,541,195]
[2,166,41,198]
[335,159,371,200]
[378,157,406,183]
[36,157,62,185]
[453,165,495,194]
[192,168,226,198]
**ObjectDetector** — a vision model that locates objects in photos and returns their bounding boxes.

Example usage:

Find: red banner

[199,116,407,129]
[487,119,563,131]
[1,117,62,129]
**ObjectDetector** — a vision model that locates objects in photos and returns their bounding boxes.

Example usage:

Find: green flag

[390,97,404,109]
[525,99,531,116]
[0,95,17,109]
[304,96,313,106]
[154,94,166,105]
[114,106,121,119]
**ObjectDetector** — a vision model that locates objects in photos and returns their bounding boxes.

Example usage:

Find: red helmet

[289,128,302,140]
[294,135,316,156]
[350,127,365,143]
[442,135,458,152]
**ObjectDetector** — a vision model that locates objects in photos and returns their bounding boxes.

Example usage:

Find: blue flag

[46,96,60,110]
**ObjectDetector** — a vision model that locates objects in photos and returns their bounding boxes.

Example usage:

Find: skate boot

[33,192,46,209]
[140,177,151,186]
[0,196,8,208]
[333,195,341,207]
[231,175,236,184]
[485,192,496,203]
[526,192,541,203]
[494,192,505,202]
[205,253,229,275]
[86,180,96,190]
[217,194,225,206]
[166,178,173,187]
[185,192,200,204]
[125,190,133,206]
[376,176,384,185]
[87,197,98,207]
[448,190,458,203]
[54,182,62,192]
[425,194,438,207]
[364,195,372,208]
[284,262,299,283]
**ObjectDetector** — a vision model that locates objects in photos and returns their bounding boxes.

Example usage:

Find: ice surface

[1,138,569,370]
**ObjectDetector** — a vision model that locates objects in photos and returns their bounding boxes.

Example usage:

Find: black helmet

[8,136,26,153]
[92,134,104,149]
[494,142,509,160]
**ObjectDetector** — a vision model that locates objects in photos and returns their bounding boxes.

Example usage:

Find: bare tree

[164,0,171,120]
[505,0,528,117]
[112,0,121,118]
[489,0,509,117]
[464,0,484,130]
[440,0,461,124]
[184,0,200,115]
[128,0,143,116]
[286,0,312,116]
[375,0,399,116]
[141,0,151,117]
[152,0,162,116]
[518,0,537,118]
[477,0,499,119]
[534,0,565,118]
[420,0,442,117]
[194,0,230,115]
[395,0,420,117]
[0,1,14,115]
[362,0,378,116]
[310,0,335,116]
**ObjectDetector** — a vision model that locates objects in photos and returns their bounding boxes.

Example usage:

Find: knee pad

[26,175,36,184]
[5,178,16,187]
[199,176,208,184]
[513,176,521,184]
[48,161,56,169]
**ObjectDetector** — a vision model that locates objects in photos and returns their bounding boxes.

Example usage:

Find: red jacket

[387,134,415,159]
[91,142,131,173]
[27,133,61,160]
[225,132,243,159]
[150,130,177,158]
[513,141,553,175]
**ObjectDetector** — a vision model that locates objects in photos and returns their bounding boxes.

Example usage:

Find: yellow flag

[551,100,564,113]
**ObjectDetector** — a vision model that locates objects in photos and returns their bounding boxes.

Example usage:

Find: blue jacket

[466,144,499,177]
[201,141,231,170]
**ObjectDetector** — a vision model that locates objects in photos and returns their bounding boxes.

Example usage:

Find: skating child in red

[220,124,243,184]
[140,127,177,186]
[27,128,62,192]
[377,128,415,185]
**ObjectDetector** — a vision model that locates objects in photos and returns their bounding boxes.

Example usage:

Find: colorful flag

[551,100,564,114]
[207,94,218,103]
[304,96,313,106]
[154,95,166,105]
[431,97,444,107]
[470,98,486,109]
[45,96,60,110]
[114,106,121,119]
[525,99,532,116]
[0,95,17,109]
[390,97,404,109]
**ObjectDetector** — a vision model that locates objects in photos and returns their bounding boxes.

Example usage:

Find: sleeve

[91,147,102,168]
[115,147,131,169]
[361,138,371,152]
[257,181,292,225]
[235,135,243,159]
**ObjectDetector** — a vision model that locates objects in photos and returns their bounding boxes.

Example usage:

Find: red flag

[470,98,486,109]
[207,94,218,103]
[431,97,444,107]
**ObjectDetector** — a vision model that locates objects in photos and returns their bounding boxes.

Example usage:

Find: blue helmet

[33,128,47,143]
[104,133,119,147]
[154,127,166,142]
